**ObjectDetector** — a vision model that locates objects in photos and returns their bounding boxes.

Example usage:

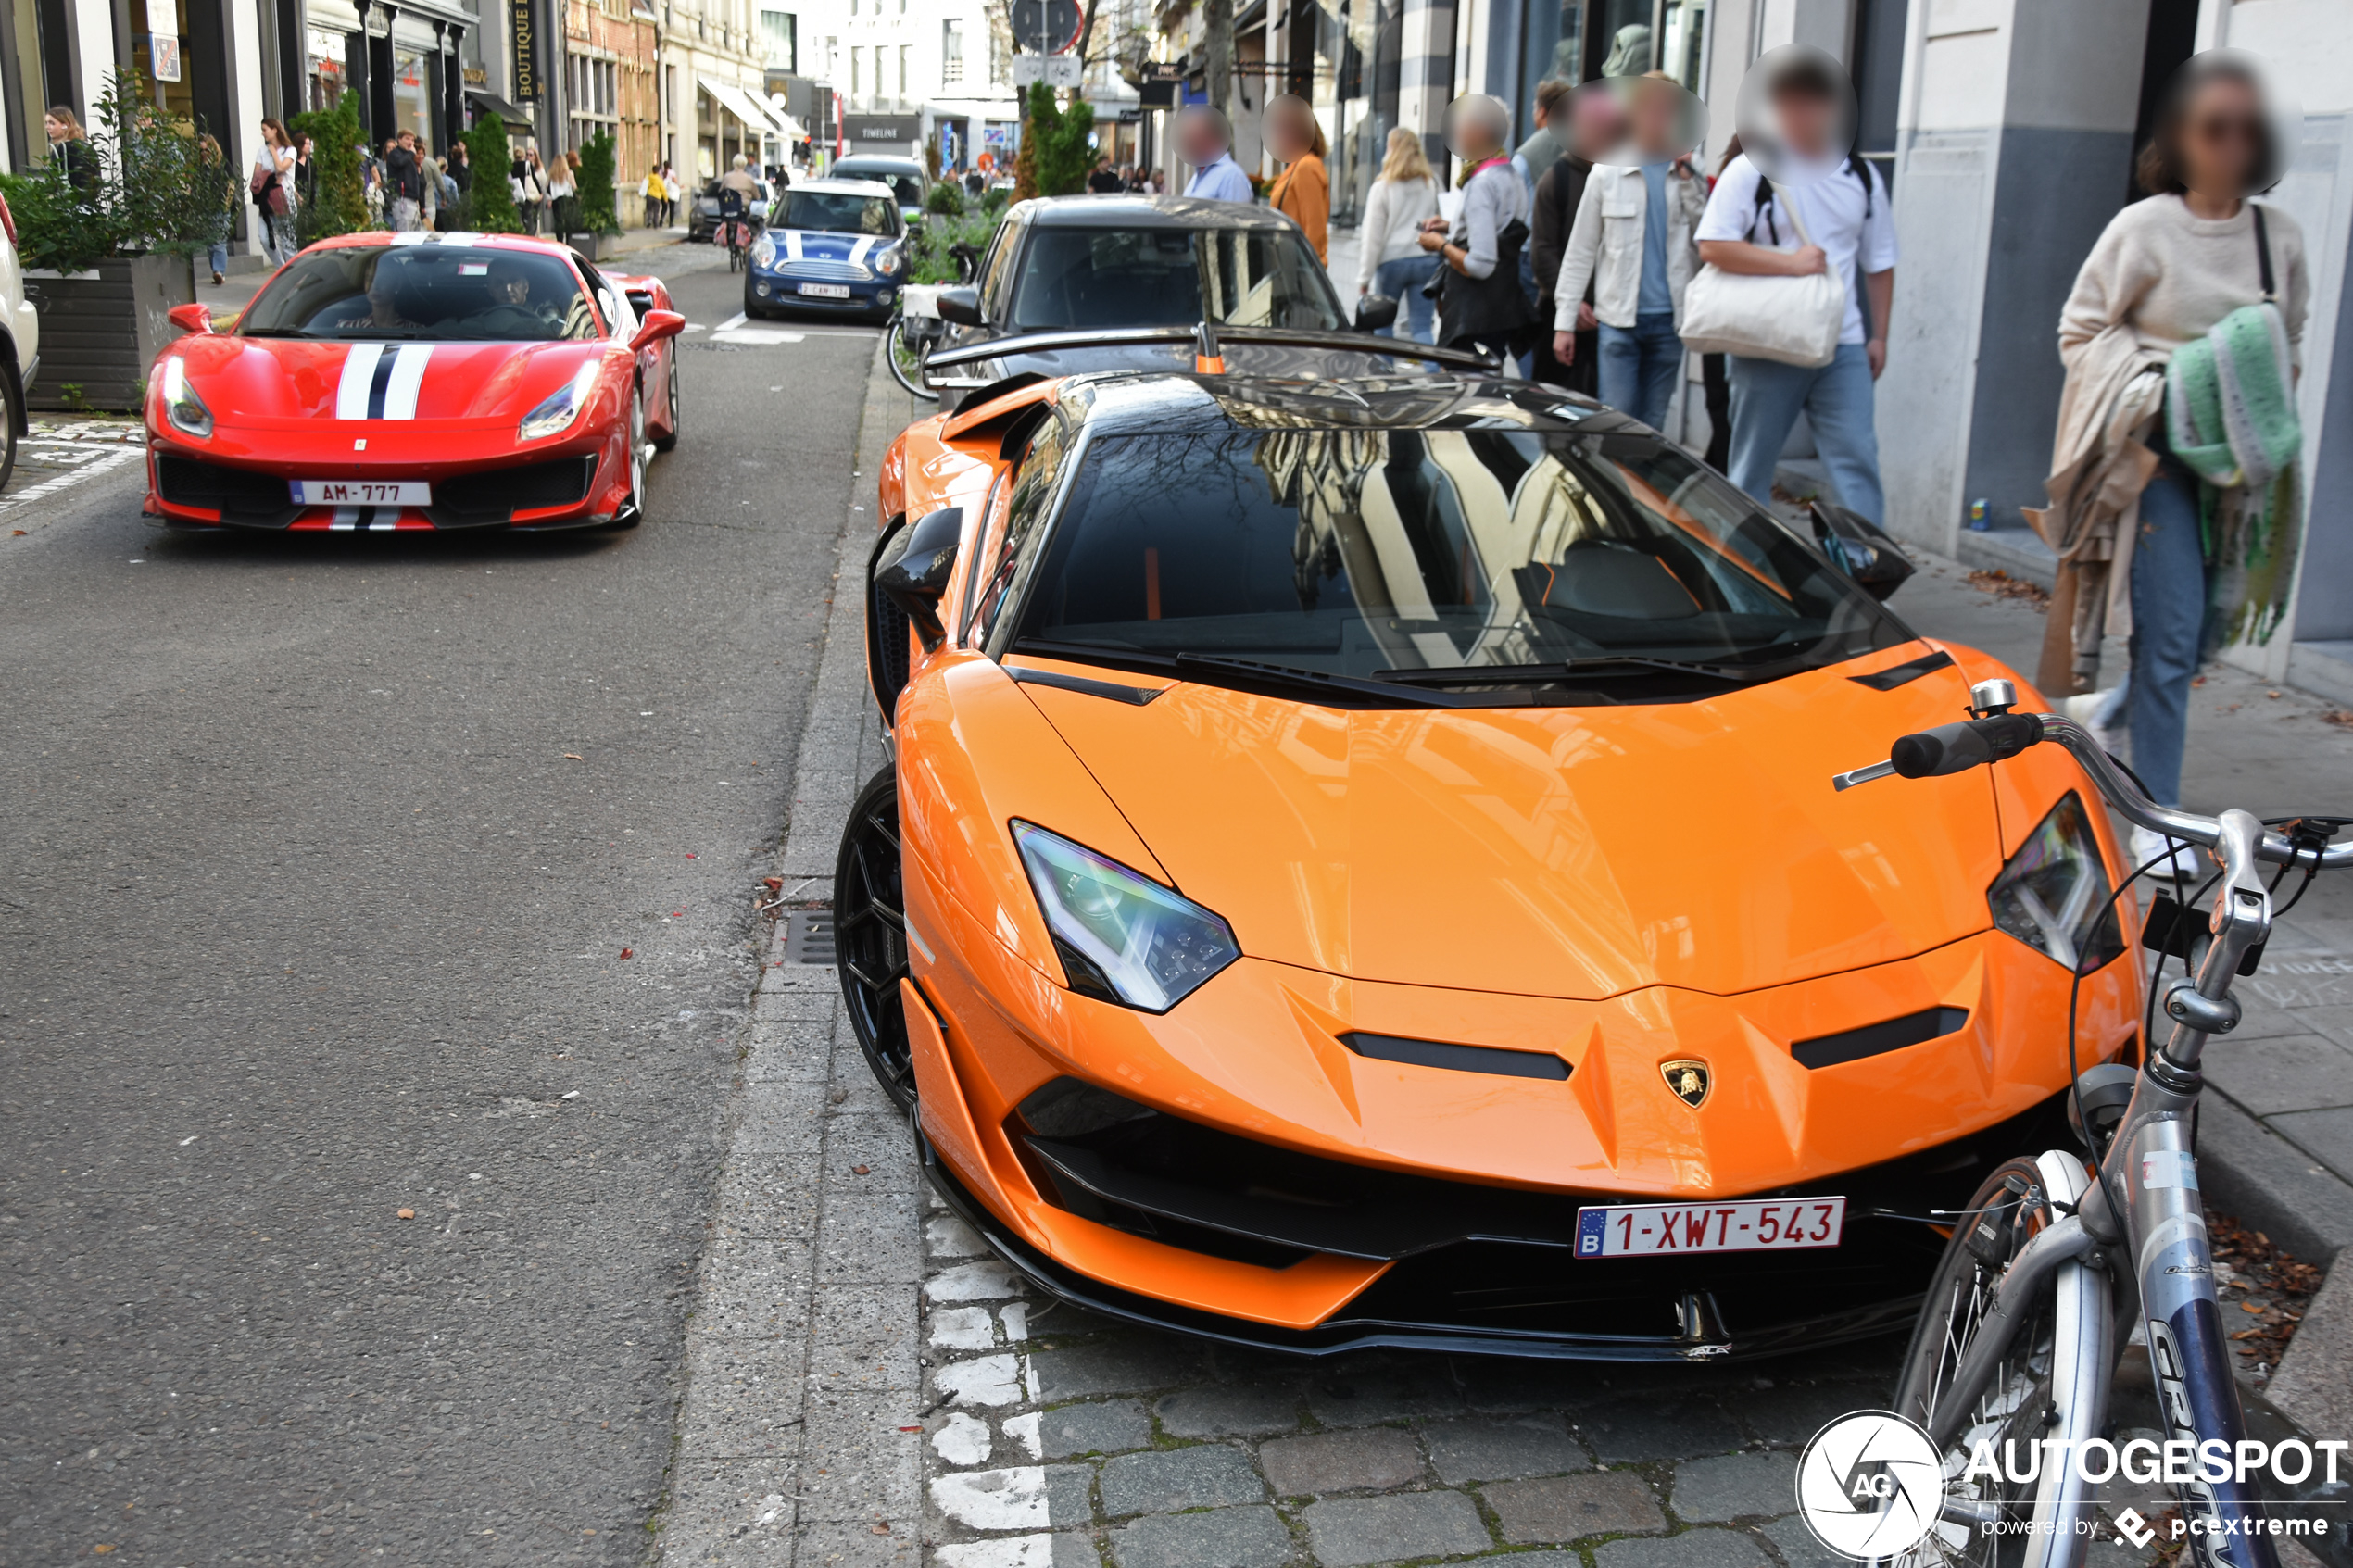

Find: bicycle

[1833,680,2353,1568]
[883,241,983,403]
[716,189,753,273]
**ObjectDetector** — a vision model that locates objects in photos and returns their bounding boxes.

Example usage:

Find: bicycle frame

[1842,701,2353,1568]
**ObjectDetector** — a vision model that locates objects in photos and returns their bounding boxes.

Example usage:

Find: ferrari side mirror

[168,302,213,335]
[875,505,963,650]
[935,286,983,327]
[629,309,686,352]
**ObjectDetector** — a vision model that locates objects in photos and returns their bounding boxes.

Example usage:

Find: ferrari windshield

[782,190,900,235]
[1011,426,1903,680]
[1010,226,1342,332]
[238,245,599,342]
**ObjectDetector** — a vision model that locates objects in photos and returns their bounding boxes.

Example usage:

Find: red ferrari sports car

[143,232,685,533]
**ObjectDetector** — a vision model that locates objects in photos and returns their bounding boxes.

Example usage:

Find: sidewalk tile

[1488,1470,1667,1544]
[1261,1426,1425,1496]
[2203,1035,2353,1115]
[1577,1397,1743,1463]
[1098,1442,1265,1515]
[1424,1413,1587,1483]
[1305,1361,1466,1426]
[1032,1399,1152,1458]
[1302,1490,1490,1565]
[2268,1107,2353,1184]
[1154,1380,1304,1438]
[1670,1451,1798,1523]
[1026,1336,1202,1401]
[1107,1504,1291,1568]
[1595,1529,1768,1568]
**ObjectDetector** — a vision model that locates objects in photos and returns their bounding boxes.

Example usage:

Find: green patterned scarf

[2164,300,2302,649]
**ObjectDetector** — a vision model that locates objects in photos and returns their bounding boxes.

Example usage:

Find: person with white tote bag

[1686,48,1898,523]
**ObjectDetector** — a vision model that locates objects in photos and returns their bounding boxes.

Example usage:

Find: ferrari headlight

[750,232,776,267]
[518,360,601,442]
[1989,792,2126,973]
[875,246,902,276]
[1013,822,1239,1012]
[159,356,211,438]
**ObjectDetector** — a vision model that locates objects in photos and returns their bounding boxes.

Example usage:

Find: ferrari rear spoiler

[924,325,1503,382]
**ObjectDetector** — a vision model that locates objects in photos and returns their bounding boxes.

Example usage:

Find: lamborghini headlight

[1989,792,2127,973]
[159,355,211,438]
[518,359,601,442]
[750,232,776,267]
[1013,822,1239,1011]
[875,246,902,276]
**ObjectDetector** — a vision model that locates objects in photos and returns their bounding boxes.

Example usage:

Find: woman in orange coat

[1264,94,1329,264]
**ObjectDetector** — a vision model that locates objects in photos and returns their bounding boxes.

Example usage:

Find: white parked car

[0,189,41,489]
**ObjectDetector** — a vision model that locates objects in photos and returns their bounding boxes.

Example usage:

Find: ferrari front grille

[155,455,293,516]
[436,456,597,522]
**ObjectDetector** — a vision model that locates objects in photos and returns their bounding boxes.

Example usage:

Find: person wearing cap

[1417,94,1536,361]
[1179,107,1253,204]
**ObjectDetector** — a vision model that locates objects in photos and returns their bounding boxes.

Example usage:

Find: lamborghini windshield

[238,245,599,342]
[1009,226,1343,332]
[1010,426,1904,684]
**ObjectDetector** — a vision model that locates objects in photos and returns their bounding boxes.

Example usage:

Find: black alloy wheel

[837,765,914,1111]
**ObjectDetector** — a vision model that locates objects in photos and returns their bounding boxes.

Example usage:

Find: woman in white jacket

[1355,129,1441,344]
[1550,75,1705,428]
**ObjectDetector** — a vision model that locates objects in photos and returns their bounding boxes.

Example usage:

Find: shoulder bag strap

[2253,205,2275,302]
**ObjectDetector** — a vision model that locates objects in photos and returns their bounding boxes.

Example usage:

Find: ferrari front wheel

[836,765,914,1111]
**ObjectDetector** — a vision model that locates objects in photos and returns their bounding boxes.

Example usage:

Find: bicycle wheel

[1890,1151,2110,1568]
[886,314,938,401]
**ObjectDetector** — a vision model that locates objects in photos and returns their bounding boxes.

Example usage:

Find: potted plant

[2,70,216,410]
[572,132,623,260]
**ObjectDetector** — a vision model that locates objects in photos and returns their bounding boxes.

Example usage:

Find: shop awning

[700,76,793,144]
[306,0,364,33]
[465,86,534,128]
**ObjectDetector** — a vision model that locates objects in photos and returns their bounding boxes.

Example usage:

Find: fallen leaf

[686,852,697,859]
[9,528,24,536]
[563,753,584,760]
[871,1523,891,1535]
[2266,690,2282,699]
[2322,709,2353,729]
[853,1164,871,1175]
[618,947,634,960]
[396,1208,415,1220]
[2241,1299,2266,1313]
[898,1425,923,1432]
[93,1548,115,1556]
[763,876,784,891]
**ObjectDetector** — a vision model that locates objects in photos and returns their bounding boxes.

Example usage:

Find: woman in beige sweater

[2046,55,2305,862]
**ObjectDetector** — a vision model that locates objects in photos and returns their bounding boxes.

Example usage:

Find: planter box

[22,254,196,412]
[562,231,620,262]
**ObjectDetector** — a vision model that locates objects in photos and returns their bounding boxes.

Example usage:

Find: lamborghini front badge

[1661,1059,1710,1108]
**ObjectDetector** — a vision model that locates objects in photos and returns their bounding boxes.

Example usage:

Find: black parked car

[919,195,1386,396]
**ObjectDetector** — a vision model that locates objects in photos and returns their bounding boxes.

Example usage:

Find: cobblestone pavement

[662,354,2345,1568]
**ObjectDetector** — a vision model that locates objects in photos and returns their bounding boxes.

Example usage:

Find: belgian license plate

[292,479,430,506]
[798,282,851,299]
[1575,1197,1845,1259]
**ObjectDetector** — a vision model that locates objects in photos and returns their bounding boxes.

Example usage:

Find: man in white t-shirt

[1693,58,1897,522]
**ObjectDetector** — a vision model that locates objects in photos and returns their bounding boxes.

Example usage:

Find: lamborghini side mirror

[1353,295,1398,333]
[1809,499,1915,602]
[875,505,963,650]
[935,285,983,327]
[168,302,213,335]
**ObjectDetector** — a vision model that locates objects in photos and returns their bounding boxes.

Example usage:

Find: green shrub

[576,131,621,237]
[909,207,1000,284]
[288,91,367,241]
[462,119,521,233]
[1024,82,1096,199]
[1,69,219,272]
[924,180,965,218]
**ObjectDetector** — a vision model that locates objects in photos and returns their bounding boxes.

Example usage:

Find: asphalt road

[0,258,881,1564]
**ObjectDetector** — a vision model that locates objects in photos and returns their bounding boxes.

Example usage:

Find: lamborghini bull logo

[1661,1060,1711,1108]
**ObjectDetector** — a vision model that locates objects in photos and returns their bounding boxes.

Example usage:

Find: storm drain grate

[783,907,837,965]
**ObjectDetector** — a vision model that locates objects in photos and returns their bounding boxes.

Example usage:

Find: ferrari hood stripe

[334,344,384,420]
[334,344,433,420]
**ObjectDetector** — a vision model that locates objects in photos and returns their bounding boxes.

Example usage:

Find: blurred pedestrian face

[2180,73,2263,195]
[1563,84,1622,160]
[1265,97,1311,161]
[1768,81,1835,158]
[1629,79,1681,158]
[1177,108,1227,168]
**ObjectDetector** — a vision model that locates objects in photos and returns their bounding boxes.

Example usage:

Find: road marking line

[0,445,141,513]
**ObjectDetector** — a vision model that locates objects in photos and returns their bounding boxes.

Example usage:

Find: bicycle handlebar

[1835,709,2353,872]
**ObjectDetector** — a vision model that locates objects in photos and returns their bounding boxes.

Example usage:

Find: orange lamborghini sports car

[838,354,2143,1361]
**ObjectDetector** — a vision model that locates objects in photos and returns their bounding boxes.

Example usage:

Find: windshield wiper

[1372,655,1793,687]
[1172,653,1463,709]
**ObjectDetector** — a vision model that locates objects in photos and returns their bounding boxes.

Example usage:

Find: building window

[849,45,862,103]
[761,8,797,72]
[942,19,963,84]
[897,44,909,102]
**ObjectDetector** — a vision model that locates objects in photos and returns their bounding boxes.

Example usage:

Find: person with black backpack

[1692,56,1897,523]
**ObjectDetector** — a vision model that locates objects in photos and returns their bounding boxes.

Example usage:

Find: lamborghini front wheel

[836,765,914,1111]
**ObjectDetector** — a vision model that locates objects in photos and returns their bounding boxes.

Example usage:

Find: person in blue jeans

[1552,75,1705,430]
[1693,57,1897,521]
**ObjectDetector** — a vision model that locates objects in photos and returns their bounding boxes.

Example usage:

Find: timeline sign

[510,0,540,100]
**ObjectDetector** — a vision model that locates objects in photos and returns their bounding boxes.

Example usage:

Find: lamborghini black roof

[1060,371,1623,439]
[1017,194,1310,232]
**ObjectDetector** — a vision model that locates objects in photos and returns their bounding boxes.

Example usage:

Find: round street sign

[1010,0,1083,55]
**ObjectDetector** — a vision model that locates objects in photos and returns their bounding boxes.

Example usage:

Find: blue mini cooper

[744,178,909,325]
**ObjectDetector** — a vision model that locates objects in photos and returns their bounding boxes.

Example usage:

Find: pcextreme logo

[1794,1411,1945,1560]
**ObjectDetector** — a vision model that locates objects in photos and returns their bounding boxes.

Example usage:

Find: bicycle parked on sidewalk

[884,240,982,401]
[1832,683,2351,1568]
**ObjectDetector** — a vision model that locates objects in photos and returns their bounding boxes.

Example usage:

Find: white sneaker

[2131,824,2206,882]
[2062,689,2125,754]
